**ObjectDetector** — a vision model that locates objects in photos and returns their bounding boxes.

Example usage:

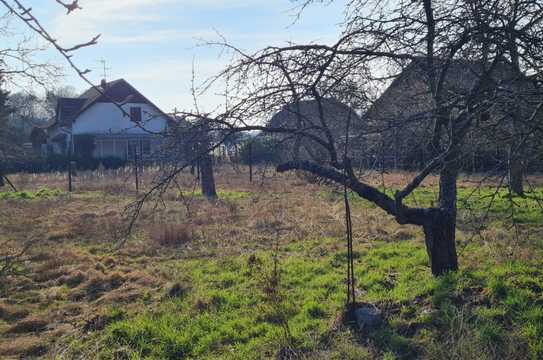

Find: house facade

[36,79,169,161]
[268,98,363,163]
[363,58,542,170]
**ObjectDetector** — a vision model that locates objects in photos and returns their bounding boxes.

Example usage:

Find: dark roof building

[268,98,363,163]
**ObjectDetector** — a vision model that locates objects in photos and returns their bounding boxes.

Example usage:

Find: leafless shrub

[148,223,195,248]
[0,239,33,285]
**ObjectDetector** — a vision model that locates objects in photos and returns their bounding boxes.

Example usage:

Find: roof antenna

[96,58,111,82]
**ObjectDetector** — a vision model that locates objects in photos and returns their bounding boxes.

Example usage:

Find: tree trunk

[423,161,459,276]
[423,211,458,276]
[196,121,217,199]
[508,148,524,196]
[507,31,524,197]
[200,152,217,199]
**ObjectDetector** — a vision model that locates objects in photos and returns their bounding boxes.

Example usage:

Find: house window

[130,107,142,123]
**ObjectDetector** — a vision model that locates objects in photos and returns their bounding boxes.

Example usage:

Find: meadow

[0,166,542,359]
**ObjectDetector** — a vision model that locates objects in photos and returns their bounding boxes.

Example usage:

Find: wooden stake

[134,150,139,194]
[249,142,253,183]
[68,161,74,192]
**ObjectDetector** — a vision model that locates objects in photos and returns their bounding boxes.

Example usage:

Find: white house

[36,79,170,161]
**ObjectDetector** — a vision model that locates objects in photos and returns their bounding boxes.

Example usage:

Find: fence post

[68,161,76,192]
[248,141,253,183]
[134,150,139,194]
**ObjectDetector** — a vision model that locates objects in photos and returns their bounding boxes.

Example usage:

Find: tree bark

[200,153,217,199]
[276,159,460,276]
[508,148,524,196]
[423,161,459,276]
[194,120,217,199]
[507,24,524,197]
[423,210,458,276]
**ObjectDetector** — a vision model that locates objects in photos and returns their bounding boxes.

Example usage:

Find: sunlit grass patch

[320,186,543,225]
[0,187,64,200]
[188,189,252,201]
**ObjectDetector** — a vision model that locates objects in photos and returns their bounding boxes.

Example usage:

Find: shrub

[167,282,189,299]
[149,223,195,248]
[238,136,282,165]
[73,134,96,160]
[2,154,128,174]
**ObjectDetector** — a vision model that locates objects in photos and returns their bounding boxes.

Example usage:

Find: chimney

[100,79,107,90]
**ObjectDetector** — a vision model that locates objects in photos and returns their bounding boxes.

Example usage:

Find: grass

[321,185,543,225]
[58,242,543,359]
[0,166,542,359]
[0,187,64,200]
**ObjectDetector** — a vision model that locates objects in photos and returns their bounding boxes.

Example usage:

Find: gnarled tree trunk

[423,210,458,276]
[276,159,460,277]
[422,162,459,276]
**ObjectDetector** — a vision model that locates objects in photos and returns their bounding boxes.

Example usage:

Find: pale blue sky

[13,0,347,112]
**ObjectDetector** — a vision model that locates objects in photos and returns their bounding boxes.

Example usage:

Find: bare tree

[4,0,543,277]
[0,1,84,187]
[176,0,543,276]
[0,11,61,88]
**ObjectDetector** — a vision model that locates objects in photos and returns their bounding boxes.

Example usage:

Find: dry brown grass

[2,165,542,358]
[148,223,196,248]
[0,303,29,322]
[0,335,48,357]
[6,317,48,334]
[57,271,87,288]
[73,271,126,301]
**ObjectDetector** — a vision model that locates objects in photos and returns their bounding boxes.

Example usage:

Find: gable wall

[72,102,167,135]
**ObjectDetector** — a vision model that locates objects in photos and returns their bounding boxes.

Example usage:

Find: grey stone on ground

[355,304,383,331]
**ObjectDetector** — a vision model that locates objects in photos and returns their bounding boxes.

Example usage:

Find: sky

[7,0,348,112]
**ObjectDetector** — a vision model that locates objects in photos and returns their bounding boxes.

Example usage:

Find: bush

[73,135,96,160]
[149,224,195,248]
[3,155,128,174]
[99,157,128,170]
[238,136,282,165]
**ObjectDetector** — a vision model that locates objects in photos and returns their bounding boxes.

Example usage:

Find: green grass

[5,178,540,359]
[64,240,543,359]
[0,188,64,200]
[189,190,252,201]
[321,186,543,224]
